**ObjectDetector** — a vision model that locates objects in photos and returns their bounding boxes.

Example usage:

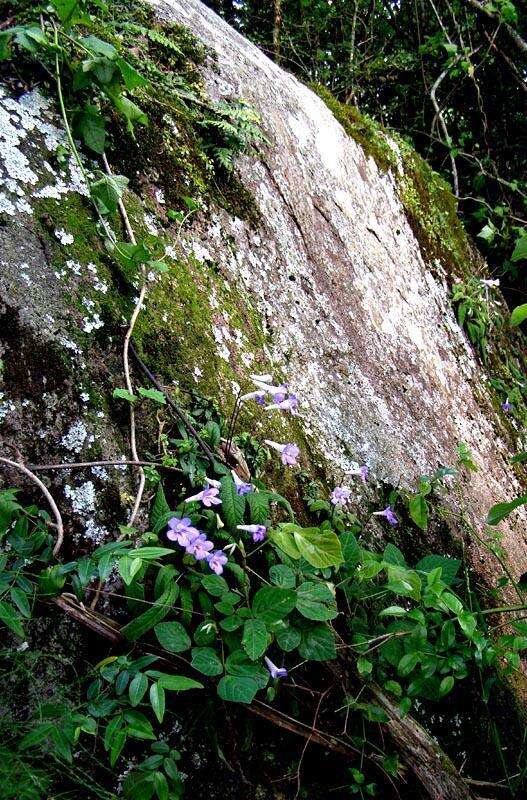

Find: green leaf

[511,236,527,262]
[91,174,129,216]
[242,618,268,660]
[150,484,170,528]
[146,672,203,692]
[269,565,296,588]
[81,35,117,58]
[110,92,148,127]
[0,600,24,637]
[252,586,296,623]
[276,625,301,651]
[441,592,464,616]
[225,650,269,687]
[246,491,270,524]
[51,0,83,26]
[457,611,476,639]
[116,57,148,90]
[441,620,456,648]
[295,582,337,621]
[154,621,191,653]
[268,526,301,559]
[121,583,178,641]
[19,722,56,750]
[217,675,259,704]
[219,475,246,531]
[10,587,30,618]
[379,605,407,618]
[201,574,229,597]
[75,104,106,154]
[408,493,429,530]
[439,675,454,696]
[298,623,336,661]
[291,525,343,569]
[357,656,373,676]
[149,682,165,723]
[339,531,360,568]
[191,647,223,676]
[129,672,148,706]
[398,652,420,677]
[416,555,460,585]
[113,387,137,403]
[487,494,527,525]
[383,543,406,566]
[138,387,166,404]
[511,304,527,327]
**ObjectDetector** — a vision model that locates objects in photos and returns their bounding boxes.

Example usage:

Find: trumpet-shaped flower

[264,656,287,679]
[373,506,398,526]
[167,517,200,547]
[502,397,512,412]
[237,524,267,542]
[187,533,214,560]
[185,486,222,507]
[330,486,351,506]
[232,470,252,496]
[207,549,228,575]
[266,393,298,414]
[264,440,300,466]
[240,390,266,404]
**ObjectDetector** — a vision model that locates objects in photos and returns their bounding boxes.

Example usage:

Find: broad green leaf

[154,621,191,653]
[292,526,344,569]
[246,491,270,524]
[298,623,336,661]
[398,652,420,676]
[219,475,245,531]
[113,387,137,403]
[276,624,301,652]
[121,583,178,641]
[149,682,165,723]
[138,387,166,404]
[10,587,30,618]
[225,650,269,688]
[487,494,527,525]
[457,611,476,639]
[191,647,223,676]
[268,526,301,559]
[383,543,406,566]
[511,304,527,327]
[150,484,170,528]
[416,555,460,586]
[441,620,456,648]
[75,104,106,153]
[269,564,296,588]
[129,672,148,706]
[217,675,259,704]
[81,35,117,58]
[408,493,429,530]
[116,57,148,90]
[51,0,83,26]
[252,586,296,623]
[511,236,527,262]
[379,605,407,618]
[439,675,454,696]
[441,592,464,616]
[357,656,372,676]
[295,582,337,621]
[201,574,229,597]
[242,618,268,660]
[0,600,24,637]
[91,174,129,216]
[19,722,55,750]
[110,92,148,127]
[339,531,360,568]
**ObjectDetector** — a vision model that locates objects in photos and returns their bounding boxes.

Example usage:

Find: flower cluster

[242,373,298,415]
[330,466,369,506]
[167,516,228,575]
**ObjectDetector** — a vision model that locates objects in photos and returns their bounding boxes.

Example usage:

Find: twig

[102,153,147,529]
[294,685,332,798]
[128,340,225,465]
[0,456,64,556]
[430,57,461,196]
[28,459,182,473]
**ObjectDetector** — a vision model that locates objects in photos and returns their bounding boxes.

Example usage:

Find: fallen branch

[0,456,64,556]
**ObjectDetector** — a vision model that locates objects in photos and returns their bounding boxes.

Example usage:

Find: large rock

[0,0,525,588]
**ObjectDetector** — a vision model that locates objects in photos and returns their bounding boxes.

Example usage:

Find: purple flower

[330,486,351,506]
[502,398,512,413]
[237,524,267,542]
[240,390,266,404]
[265,393,298,414]
[358,465,369,483]
[264,656,287,680]
[373,506,398,526]
[253,380,288,404]
[207,549,228,575]
[167,517,200,547]
[185,486,222,507]
[232,470,252,496]
[265,440,300,466]
[187,533,214,560]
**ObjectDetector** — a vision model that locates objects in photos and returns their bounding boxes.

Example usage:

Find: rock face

[149,1,527,576]
[0,0,525,584]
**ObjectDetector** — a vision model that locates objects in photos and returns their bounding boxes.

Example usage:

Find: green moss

[313,85,472,278]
